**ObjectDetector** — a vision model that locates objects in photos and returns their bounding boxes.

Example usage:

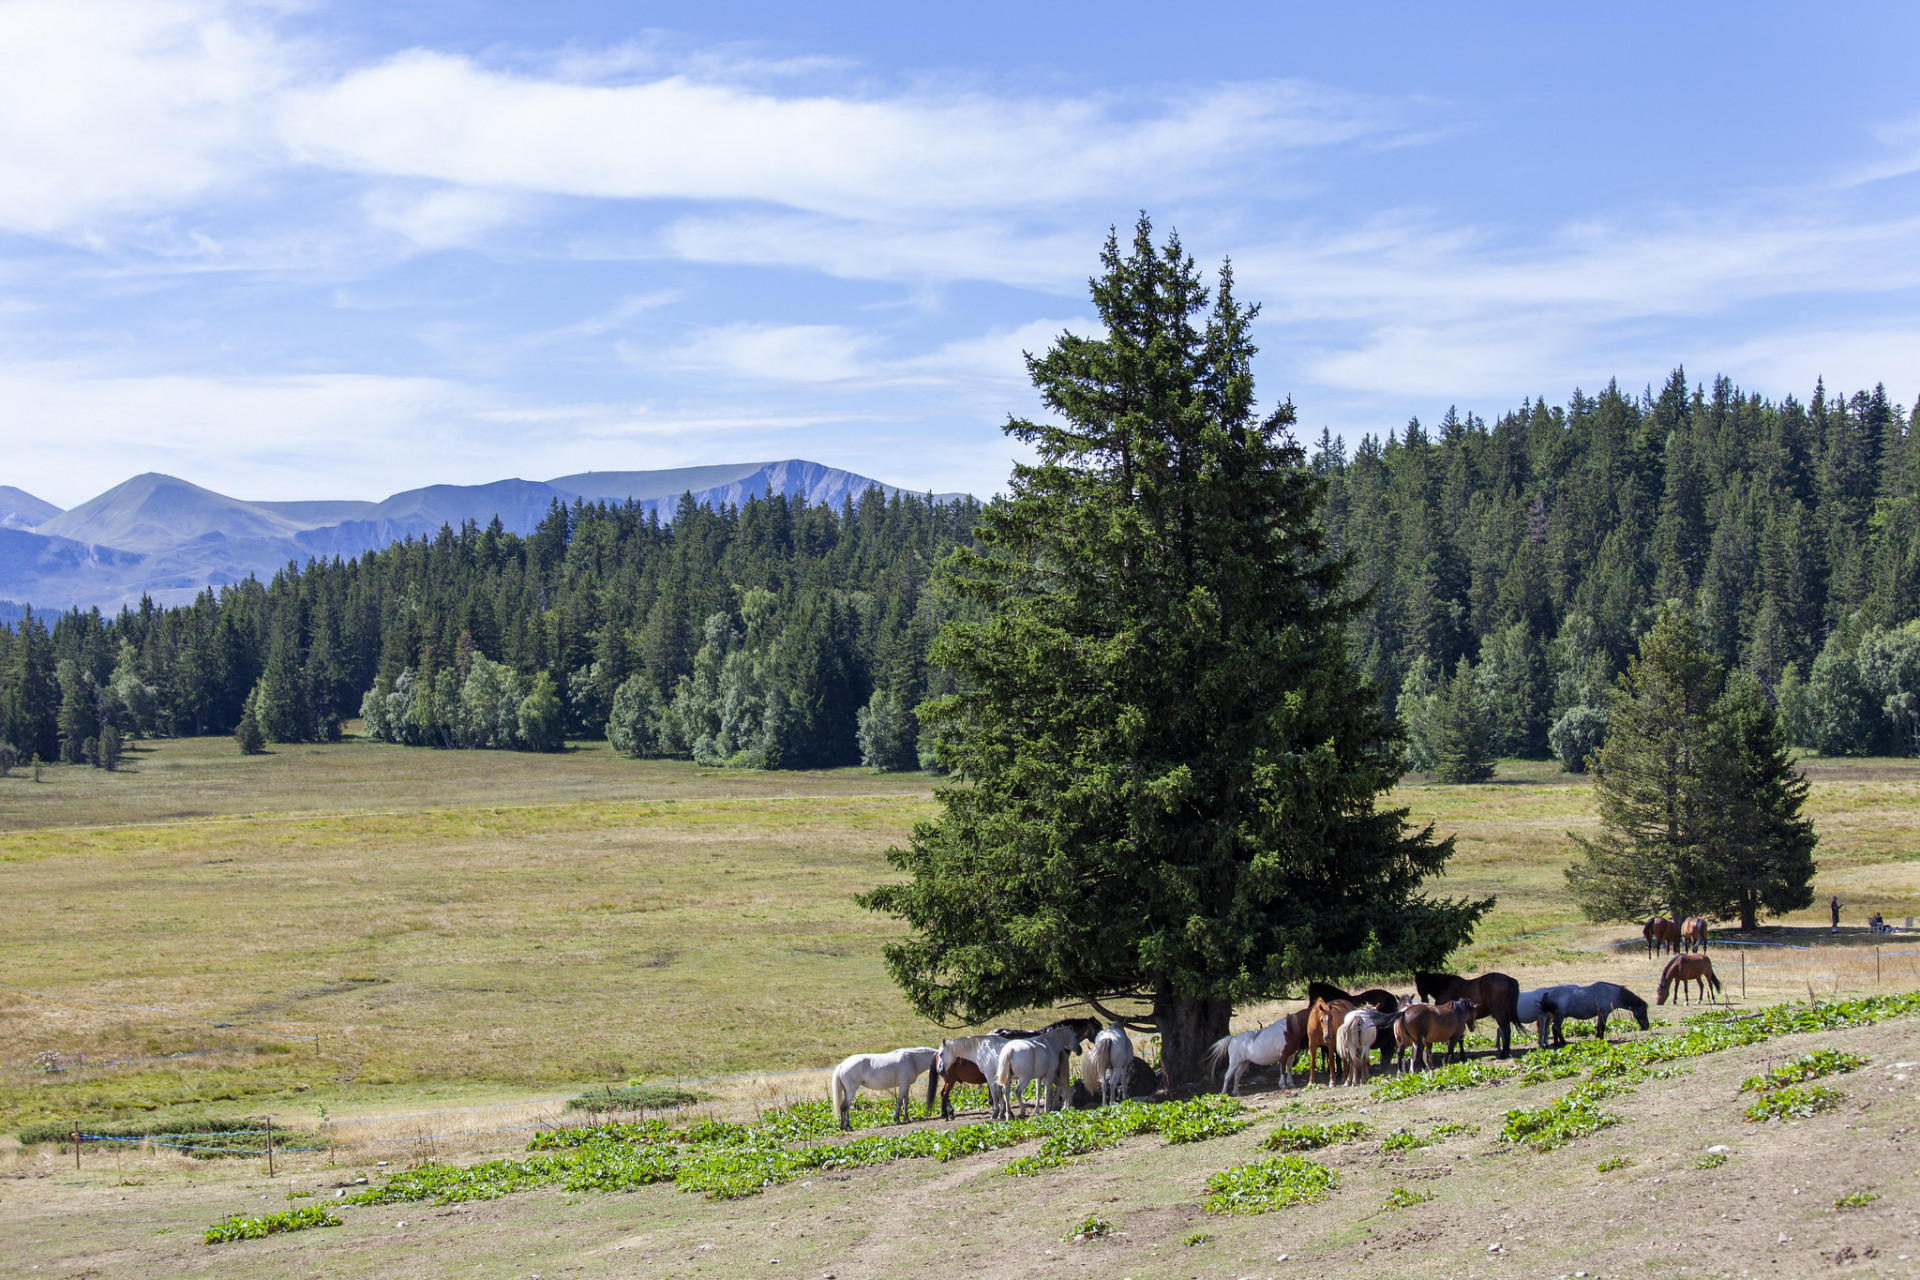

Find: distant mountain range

[0,461,965,613]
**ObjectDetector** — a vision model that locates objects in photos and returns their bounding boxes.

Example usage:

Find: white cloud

[360,184,535,250]
[0,0,287,235]
[659,323,880,384]
[278,52,1385,219]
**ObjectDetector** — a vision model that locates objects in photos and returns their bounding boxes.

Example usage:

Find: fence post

[266,1116,274,1178]
[1740,949,1746,1000]
[73,1125,80,1171]
[1876,947,1882,986]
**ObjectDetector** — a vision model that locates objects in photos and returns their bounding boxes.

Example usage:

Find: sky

[3,1,1919,507]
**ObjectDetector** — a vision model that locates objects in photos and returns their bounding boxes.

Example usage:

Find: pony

[1335,1007,1396,1086]
[1206,1007,1310,1095]
[1306,998,1356,1084]
[1643,917,1681,957]
[1394,999,1478,1072]
[988,1019,1099,1116]
[1657,954,1722,1005]
[830,1046,939,1130]
[1680,916,1708,952]
[1532,982,1650,1047]
[1414,971,1521,1058]
[1080,1023,1136,1106]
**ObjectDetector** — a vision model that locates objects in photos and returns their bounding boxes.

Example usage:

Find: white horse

[935,1036,1012,1119]
[993,1038,1062,1118]
[1206,1007,1309,1095]
[1085,1023,1135,1105]
[829,1046,938,1130]
[1335,1007,1393,1087]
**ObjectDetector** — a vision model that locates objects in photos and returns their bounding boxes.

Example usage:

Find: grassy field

[3,735,1919,1278]
[1,736,1916,1131]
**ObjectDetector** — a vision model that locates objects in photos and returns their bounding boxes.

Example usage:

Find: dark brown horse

[1414,971,1521,1058]
[1680,916,1708,952]
[1644,917,1681,956]
[928,1052,989,1118]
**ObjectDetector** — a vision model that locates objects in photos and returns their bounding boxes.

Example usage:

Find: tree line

[0,489,979,771]
[1312,374,1920,774]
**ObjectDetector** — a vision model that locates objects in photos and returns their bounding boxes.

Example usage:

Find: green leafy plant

[1739,1049,1867,1093]
[1183,1232,1214,1246]
[1500,1078,1628,1151]
[1381,1186,1433,1209]
[1596,1156,1633,1172]
[204,1205,341,1244]
[1259,1120,1369,1151]
[1381,1129,1430,1152]
[1835,1191,1878,1209]
[1064,1214,1112,1241]
[1743,1084,1842,1123]
[1695,1153,1728,1169]
[1203,1155,1339,1215]
[1430,1120,1479,1139]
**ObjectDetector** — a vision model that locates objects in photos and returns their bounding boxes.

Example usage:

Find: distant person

[1831,895,1841,934]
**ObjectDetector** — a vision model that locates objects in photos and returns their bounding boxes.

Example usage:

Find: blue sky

[3,2,1919,507]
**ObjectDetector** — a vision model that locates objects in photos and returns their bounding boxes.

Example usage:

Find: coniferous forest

[1,368,1918,774]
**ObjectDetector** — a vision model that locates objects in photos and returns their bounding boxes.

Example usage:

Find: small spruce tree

[235,691,266,755]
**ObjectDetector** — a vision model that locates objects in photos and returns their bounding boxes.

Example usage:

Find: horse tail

[830,1065,850,1122]
[926,1053,941,1113]
[994,1052,1015,1090]
[1204,1033,1237,1069]
[1706,964,1722,993]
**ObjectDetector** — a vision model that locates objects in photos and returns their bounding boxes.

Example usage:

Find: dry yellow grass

[1,737,1916,1139]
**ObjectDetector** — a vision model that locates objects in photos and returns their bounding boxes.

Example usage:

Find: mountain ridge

[0,460,970,612]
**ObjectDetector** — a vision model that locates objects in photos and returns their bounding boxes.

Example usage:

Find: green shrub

[1696,1153,1728,1169]
[1835,1191,1878,1209]
[1738,1049,1867,1093]
[1596,1156,1633,1172]
[1203,1155,1338,1215]
[1259,1120,1369,1151]
[205,1205,340,1244]
[1743,1084,1842,1122]
[1064,1214,1112,1241]
[1382,1186,1433,1209]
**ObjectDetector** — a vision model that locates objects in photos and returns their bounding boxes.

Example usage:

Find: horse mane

[1657,955,1678,1000]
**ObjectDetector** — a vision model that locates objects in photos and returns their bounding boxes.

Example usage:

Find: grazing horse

[1644,917,1682,957]
[1658,954,1722,1005]
[1680,916,1708,952]
[1081,1023,1136,1106]
[831,1046,939,1130]
[1534,982,1651,1047]
[1335,1007,1396,1086]
[1306,998,1356,1084]
[1414,971,1522,1058]
[1207,1007,1310,1095]
[1395,999,1478,1071]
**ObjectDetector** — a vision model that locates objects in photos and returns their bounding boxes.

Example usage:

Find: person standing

[1831,895,1841,933]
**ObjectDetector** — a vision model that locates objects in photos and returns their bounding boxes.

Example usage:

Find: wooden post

[1877,947,1882,986]
[73,1125,80,1171]
[1741,949,1746,999]
[265,1116,274,1178]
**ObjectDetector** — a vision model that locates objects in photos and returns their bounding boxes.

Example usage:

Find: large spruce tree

[859,218,1488,1090]
[1688,671,1818,930]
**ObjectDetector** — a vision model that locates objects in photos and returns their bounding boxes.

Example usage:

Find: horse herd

[828,949,1729,1128]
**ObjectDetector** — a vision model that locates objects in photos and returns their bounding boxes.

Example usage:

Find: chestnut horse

[1306,982,1405,1068]
[1306,998,1356,1084]
[1394,999,1478,1071]
[1414,971,1521,1058]
[1644,917,1682,956]
[1657,954,1722,1005]
[1680,916,1708,952]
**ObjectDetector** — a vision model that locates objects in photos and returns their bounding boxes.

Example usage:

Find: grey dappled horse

[1517,982,1650,1048]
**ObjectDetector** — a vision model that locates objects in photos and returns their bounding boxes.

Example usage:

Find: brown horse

[1306,982,1405,1067]
[1644,917,1682,956]
[1394,999,1478,1071]
[930,1052,989,1119]
[1680,916,1708,952]
[1306,998,1356,1084]
[1414,971,1521,1058]
[1657,953,1723,1005]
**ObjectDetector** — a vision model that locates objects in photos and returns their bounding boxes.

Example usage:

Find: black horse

[1526,982,1650,1048]
[1414,971,1522,1059]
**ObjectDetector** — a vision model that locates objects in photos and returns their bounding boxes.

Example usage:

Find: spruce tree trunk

[1740,894,1757,933]
[1153,984,1232,1096]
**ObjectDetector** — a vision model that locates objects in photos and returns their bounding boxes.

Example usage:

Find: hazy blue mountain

[0,460,965,611]
[37,473,305,552]
[0,485,63,531]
